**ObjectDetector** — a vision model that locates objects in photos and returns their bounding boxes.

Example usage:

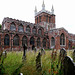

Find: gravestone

[22,44,27,61]
[36,52,42,72]
[60,48,67,62]
[73,50,75,62]
[32,45,35,50]
[34,47,37,53]
[63,56,75,75]
[41,48,45,55]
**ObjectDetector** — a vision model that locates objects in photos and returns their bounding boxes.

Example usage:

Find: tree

[0,24,1,29]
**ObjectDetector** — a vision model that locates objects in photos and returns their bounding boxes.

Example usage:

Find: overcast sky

[0,0,75,34]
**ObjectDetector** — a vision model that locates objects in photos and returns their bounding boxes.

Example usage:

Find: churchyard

[0,49,75,75]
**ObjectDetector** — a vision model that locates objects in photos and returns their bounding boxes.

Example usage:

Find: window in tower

[46,15,48,22]
[49,17,51,23]
[39,16,41,22]
[37,17,38,23]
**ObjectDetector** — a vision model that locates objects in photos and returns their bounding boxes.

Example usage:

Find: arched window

[30,37,35,45]
[26,26,30,33]
[10,22,16,31]
[38,29,42,35]
[32,27,36,34]
[60,33,65,45]
[22,36,27,46]
[4,34,10,46]
[18,25,24,32]
[0,36,1,45]
[51,37,55,47]
[13,35,19,46]
[42,38,46,48]
[37,37,40,47]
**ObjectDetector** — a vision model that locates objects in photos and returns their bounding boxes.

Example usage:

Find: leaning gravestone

[36,52,42,72]
[22,44,27,61]
[41,48,45,55]
[60,48,67,61]
[73,50,75,62]
[63,56,75,75]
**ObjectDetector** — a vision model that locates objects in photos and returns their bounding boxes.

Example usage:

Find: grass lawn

[2,50,74,75]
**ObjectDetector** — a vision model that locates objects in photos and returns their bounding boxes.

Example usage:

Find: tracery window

[51,37,55,47]
[38,29,42,35]
[39,16,41,22]
[30,37,35,45]
[42,38,46,48]
[37,37,40,47]
[18,25,24,32]
[26,26,30,33]
[32,27,37,34]
[22,36,27,46]
[13,35,19,46]
[4,34,10,46]
[60,33,65,45]
[10,22,16,31]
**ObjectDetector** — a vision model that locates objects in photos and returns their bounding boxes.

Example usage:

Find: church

[0,1,75,51]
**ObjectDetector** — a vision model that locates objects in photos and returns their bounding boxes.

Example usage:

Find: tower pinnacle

[51,5,54,14]
[34,6,37,15]
[42,0,45,10]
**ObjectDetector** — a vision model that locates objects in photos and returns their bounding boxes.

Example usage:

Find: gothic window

[42,38,46,48]
[60,33,65,45]
[38,29,42,35]
[4,34,10,46]
[22,36,27,46]
[0,36,1,45]
[37,37,40,47]
[46,15,48,22]
[51,37,55,47]
[39,16,41,22]
[18,25,24,32]
[32,27,37,34]
[37,17,38,23]
[30,37,35,45]
[13,35,19,46]
[26,26,30,33]
[49,17,51,23]
[10,22,16,31]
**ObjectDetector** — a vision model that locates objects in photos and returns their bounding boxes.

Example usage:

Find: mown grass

[2,50,74,75]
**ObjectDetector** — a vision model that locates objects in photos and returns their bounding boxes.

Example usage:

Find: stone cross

[73,50,75,62]
[63,56,75,75]
[36,52,42,72]
[22,44,27,61]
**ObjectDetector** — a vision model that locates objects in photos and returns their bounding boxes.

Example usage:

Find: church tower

[34,0,56,31]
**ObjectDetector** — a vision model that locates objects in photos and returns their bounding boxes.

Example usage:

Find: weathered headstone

[41,48,45,55]
[22,44,27,61]
[32,45,35,50]
[60,48,67,62]
[73,50,75,62]
[34,47,37,53]
[36,52,42,72]
[63,56,75,75]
